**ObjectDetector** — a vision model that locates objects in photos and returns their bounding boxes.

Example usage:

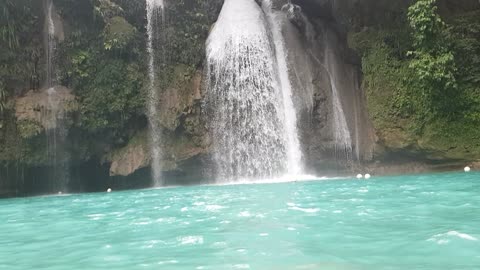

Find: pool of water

[1,172,479,269]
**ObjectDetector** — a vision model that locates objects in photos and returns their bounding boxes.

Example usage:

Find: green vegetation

[103,16,136,51]
[17,119,43,139]
[349,0,480,159]
[407,0,457,116]
[0,0,40,98]
[0,0,221,166]
[1,0,20,49]
[0,0,477,169]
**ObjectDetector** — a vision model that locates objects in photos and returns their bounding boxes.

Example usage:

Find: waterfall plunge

[45,0,55,88]
[146,0,165,186]
[205,0,303,182]
[263,0,303,176]
[44,0,69,192]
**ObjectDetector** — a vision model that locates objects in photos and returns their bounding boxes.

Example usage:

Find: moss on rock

[348,2,480,161]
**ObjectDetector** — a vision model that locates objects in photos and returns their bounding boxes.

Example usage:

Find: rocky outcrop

[108,133,150,176]
[270,0,375,173]
[15,86,77,138]
[2,0,479,198]
[290,0,480,168]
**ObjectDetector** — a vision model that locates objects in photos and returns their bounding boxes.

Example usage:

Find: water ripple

[0,172,479,270]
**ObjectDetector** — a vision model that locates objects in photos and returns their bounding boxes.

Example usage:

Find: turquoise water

[1,172,480,270]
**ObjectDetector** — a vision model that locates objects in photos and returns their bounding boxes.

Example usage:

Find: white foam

[158,260,178,265]
[428,231,478,244]
[233,264,250,269]
[193,202,206,206]
[238,211,251,217]
[211,174,334,187]
[206,205,225,212]
[87,214,105,220]
[447,231,478,241]
[178,236,204,245]
[134,221,152,226]
[289,206,320,213]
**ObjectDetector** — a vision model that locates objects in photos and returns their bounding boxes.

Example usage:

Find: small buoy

[464,166,471,172]
[58,191,62,195]
[365,174,371,179]
[356,174,363,179]
[107,188,112,193]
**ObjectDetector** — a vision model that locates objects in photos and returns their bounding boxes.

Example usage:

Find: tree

[0,0,21,49]
[407,0,457,115]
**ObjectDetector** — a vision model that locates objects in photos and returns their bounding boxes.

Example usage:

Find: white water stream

[146,0,165,186]
[205,0,303,182]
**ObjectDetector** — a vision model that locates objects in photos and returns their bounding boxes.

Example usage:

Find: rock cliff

[1,0,479,197]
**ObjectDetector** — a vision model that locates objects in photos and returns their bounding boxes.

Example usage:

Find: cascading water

[205,0,303,181]
[323,33,353,161]
[45,0,55,89]
[44,0,69,192]
[146,0,165,186]
[262,0,303,176]
[289,6,359,164]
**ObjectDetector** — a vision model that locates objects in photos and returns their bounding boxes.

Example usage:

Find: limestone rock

[109,142,150,177]
[15,86,77,134]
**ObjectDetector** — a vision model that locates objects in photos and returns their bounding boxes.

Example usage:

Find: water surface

[1,172,479,269]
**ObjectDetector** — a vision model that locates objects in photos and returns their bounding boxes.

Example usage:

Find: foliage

[407,0,446,51]
[111,0,145,29]
[17,119,43,139]
[0,0,40,90]
[350,1,480,159]
[0,0,222,166]
[93,0,123,23]
[350,29,416,134]
[103,16,136,51]
[1,0,19,49]
[76,60,145,134]
[407,0,457,116]
[447,10,480,122]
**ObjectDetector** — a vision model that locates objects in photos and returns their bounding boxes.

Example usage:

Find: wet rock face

[270,0,375,172]
[15,86,77,138]
[288,0,479,167]
[109,143,149,177]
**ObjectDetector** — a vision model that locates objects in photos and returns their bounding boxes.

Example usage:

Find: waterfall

[205,0,303,181]
[291,7,356,164]
[46,0,55,88]
[44,0,69,192]
[323,33,353,161]
[146,0,165,186]
[263,0,303,176]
